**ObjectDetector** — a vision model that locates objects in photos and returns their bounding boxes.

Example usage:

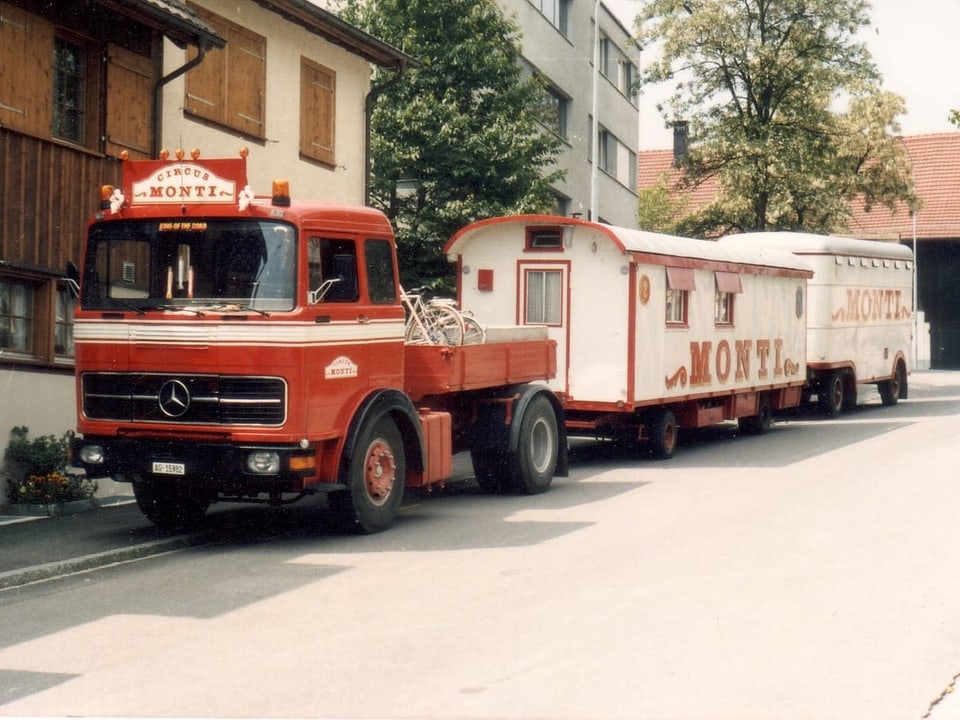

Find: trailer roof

[719,231,915,260]
[445,215,812,274]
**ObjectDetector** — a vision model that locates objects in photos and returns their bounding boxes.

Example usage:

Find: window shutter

[106,45,153,158]
[300,58,335,166]
[0,3,53,136]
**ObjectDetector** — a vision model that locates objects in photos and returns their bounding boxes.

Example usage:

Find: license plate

[152,461,186,476]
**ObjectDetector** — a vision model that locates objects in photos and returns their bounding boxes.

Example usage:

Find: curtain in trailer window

[525,269,562,325]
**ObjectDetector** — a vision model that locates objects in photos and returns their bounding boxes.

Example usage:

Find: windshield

[81,219,297,312]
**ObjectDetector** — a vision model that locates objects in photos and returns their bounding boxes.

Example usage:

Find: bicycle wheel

[421,302,464,345]
[462,314,485,345]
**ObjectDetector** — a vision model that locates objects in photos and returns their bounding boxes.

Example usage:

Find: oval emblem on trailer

[158,379,191,417]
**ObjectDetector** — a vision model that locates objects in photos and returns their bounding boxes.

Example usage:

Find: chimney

[673,120,689,166]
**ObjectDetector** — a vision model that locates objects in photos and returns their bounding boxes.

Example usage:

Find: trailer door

[519,261,569,395]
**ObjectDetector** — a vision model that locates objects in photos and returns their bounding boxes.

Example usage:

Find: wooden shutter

[0,2,53,136]
[106,45,153,158]
[228,26,265,137]
[300,58,336,166]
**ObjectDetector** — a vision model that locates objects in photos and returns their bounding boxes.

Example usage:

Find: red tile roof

[849,133,960,241]
[638,132,960,241]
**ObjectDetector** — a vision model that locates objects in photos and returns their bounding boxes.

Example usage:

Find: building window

[539,85,567,138]
[525,269,563,325]
[185,5,266,139]
[55,282,76,358]
[665,267,695,326]
[0,278,34,355]
[528,0,569,33]
[300,58,336,166]
[52,38,86,144]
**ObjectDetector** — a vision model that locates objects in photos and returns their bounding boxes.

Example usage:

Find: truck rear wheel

[648,408,678,460]
[508,394,558,495]
[471,450,507,494]
[133,477,209,530]
[331,415,405,533]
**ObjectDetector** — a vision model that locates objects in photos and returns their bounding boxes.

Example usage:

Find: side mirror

[65,261,81,298]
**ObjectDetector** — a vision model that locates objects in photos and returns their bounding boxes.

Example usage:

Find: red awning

[665,266,696,291]
[715,271,743,293]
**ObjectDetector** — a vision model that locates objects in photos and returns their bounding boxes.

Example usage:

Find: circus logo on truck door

[665,338,801,389]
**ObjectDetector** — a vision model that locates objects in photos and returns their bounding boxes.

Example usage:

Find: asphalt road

[3,371,960,719]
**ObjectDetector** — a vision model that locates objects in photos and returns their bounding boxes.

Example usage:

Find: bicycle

[402,287,464,345]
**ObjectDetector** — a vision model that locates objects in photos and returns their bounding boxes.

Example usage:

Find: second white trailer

[719,232,913,415]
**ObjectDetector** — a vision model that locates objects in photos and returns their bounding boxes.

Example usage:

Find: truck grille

[81,373,287,426]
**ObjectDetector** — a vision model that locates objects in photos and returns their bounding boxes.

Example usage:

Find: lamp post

[590,0,601,221]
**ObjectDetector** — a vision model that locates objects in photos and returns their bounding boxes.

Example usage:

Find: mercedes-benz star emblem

[158,379,191,418]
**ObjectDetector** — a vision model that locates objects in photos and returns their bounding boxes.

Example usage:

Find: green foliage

[950,110,960,129]
[335,0,564,290]
[3,426,97,505]
[636,0,917,235]
[636,174,690,234]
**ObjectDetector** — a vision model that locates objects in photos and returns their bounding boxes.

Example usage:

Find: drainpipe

[152,40,209,157]
[364,62,408,207]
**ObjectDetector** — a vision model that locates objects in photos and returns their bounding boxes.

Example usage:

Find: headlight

[247,451,280,474]
[79,445,105,464]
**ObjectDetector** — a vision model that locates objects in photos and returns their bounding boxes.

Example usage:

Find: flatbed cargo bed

[404,334,556,402]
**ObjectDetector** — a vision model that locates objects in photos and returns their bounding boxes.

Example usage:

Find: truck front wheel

[133,477,209,530]
[331,416,405,533]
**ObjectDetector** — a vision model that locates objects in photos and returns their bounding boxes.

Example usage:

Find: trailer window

[525,269,563,325]
[665,267,694,326]
[714,272,742,326]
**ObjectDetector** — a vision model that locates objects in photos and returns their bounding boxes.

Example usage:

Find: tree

[636,0,917,235]
[335,0,564,290]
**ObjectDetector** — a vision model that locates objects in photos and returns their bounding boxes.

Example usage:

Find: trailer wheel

[471,450,507,494]
[508,394,558,495]
[133,477,209,530]
[818,372,845,416]
[879,361,906,406]
[649,408,678,460]
[332,415,405,533]
[739,393,773,435]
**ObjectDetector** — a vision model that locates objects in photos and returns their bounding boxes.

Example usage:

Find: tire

[879,361,905,406]
[739,393,773,435]
[818,372,845,416]
[461,314,486,345]
[648,408,678,460]
[133,478,209,530]
[331,415,405,533]
[507,394,558,495]
[471,450,506,494]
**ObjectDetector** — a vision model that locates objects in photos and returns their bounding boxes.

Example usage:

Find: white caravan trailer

[719,232,913,415]
[444,216,813,458]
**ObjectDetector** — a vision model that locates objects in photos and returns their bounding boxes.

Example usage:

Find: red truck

[69,150,565,531]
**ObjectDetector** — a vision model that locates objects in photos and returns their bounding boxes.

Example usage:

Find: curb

[0,532,206,590]
[0,495,135,520]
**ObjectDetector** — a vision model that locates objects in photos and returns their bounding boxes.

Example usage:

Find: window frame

[665,267,695,327]
[714,271,742,326]
[0,270,70,367]
[523,268,564,326]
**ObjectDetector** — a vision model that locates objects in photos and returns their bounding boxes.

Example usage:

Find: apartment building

[499,0,640,226]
